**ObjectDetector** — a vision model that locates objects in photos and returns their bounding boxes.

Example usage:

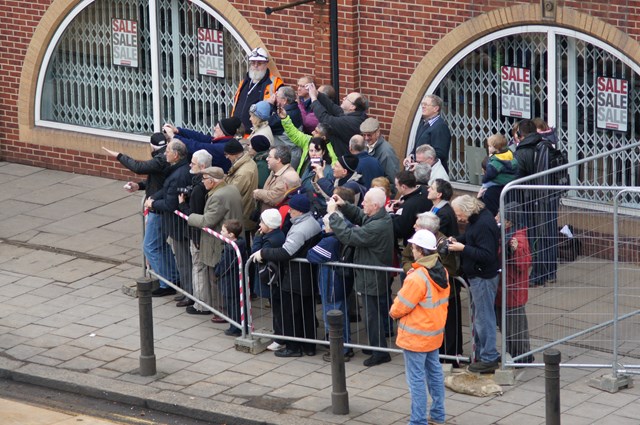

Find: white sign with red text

[198,28,224,77]
[500,66,531,119]
[111,19,138,68]
[596,77,628,132]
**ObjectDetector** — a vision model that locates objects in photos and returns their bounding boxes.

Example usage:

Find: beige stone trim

[389,4,640,157]
[18,0,272,159]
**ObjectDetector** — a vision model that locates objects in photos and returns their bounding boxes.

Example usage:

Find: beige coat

[225,153,258,231]
[188,181,244,267]
[253,164,301,210]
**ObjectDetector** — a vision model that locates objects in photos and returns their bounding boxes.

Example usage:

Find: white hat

[248,47,269,62]
[260,209,281,229]
[408,229,437,251]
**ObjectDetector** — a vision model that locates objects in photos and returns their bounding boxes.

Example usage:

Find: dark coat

[413,116,452,172]
[457,208,500,279]
[177,174,207,245]
[515,133,543,178]
[175,128,232,172]
[433,202,459,237]
[150,158,191,240]
[391,186,432,243]
[269,102,303,136]
[311,92,367,157]
[355,151,384,188]
[116,147,169,198]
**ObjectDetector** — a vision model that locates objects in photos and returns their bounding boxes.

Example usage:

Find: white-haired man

[232,47,283,137]
[327,187,395,367]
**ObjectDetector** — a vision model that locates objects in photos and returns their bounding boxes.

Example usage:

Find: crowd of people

[103,46,564,425]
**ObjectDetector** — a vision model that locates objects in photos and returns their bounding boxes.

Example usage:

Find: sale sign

[112,19,138,68]
[500,66,531,119]
[198,28,225,77]
[596,77,628,132]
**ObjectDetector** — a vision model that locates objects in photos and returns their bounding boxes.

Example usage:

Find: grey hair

[367,187,387,209]
[192,149,212,168]
[272,145,291,165]
[348,135,366,153]
[315,123,328,138]
[414,163,432,185]
[416,144,436,160]
[451,195,485,217]
[168,140,187,159]
[423,94,443,110]
[278,86,296,104]
[415,212,440,233]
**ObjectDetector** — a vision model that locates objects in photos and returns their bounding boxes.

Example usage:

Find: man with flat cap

[186,166,244,315]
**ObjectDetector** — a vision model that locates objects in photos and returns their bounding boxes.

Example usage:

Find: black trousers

[281,290,316,351]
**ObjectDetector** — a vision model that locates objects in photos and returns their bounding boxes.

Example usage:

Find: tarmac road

[0,379,219,425]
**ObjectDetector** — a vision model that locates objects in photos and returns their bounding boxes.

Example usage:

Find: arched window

[37,0,248,140]
[411,27,640,203]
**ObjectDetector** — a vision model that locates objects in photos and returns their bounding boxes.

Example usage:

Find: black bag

[535,139,570,187]
[337,244,355,281]
[258,261,279,286]
[558,226,581,262]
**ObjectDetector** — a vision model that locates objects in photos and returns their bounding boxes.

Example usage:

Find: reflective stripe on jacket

[390,259,450,352]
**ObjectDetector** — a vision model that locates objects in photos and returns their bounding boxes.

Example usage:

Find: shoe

[274,348,303,358]
[468,360,499,374]
[322,349,354,362]
[174,295,186,301]
[250,293,258,300]
[176,299,194,307]
[363,354,391,367]
[210,314,227,323]
[267,342,284,351]
[152,287,177,297]
[304,349,316,356]
[264,300,271,309]
[362,349,372,355]
[224,327,241,337]
[185,306,211,315]
[428,420,445,425]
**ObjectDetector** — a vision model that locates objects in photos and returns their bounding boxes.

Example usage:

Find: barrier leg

[544,349,561,425]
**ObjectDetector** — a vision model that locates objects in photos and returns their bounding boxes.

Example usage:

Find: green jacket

[329,204,394,296]
[282,115,338,174]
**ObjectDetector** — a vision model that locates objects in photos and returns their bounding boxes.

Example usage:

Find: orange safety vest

[231,73,284,116]
[390,265,450,352]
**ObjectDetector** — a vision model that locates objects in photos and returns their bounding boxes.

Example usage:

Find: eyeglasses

[343,97,355,105]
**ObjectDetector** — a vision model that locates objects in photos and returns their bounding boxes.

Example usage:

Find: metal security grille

[157,0,246,134]
[436,34,548,182]
[435,32,640,206]
[40,0,247,136]
[556,37,640,203]
[41,0,153,133]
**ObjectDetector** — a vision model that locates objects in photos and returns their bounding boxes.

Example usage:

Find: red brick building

[1,0,639,187]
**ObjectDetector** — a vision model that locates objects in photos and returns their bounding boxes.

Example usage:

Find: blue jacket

[355,152,384,188]
[150,158,191,240]
[307,233,353,302]
[215,237,247,289]
[457,208,499,279]
[175,128,232,172]
[251,229,285,253]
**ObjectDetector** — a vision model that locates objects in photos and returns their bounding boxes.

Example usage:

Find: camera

[310,158,323,167]
[437,238,451,256]
[177,185,193,196]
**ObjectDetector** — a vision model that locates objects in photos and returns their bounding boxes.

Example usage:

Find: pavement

[1,160,640,425]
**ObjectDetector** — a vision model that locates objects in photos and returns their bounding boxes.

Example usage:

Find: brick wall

[2,0,640,180]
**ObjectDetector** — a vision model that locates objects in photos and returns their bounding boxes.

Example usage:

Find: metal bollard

[544,348,561,425]
[137,276,157,376]
[327,309,349,415]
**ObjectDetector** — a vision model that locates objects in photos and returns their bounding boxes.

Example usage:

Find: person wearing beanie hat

[252,188,322,358]
[288,193,310,213]
[232,46,283,137]
[338,154,359,174]
[224,139,244,155]
[260,208,282,230]
[248,135,272,189]
[248,101,274,145]
[160,121,234,173]
[150,132,169,148]
[218,116,242,137]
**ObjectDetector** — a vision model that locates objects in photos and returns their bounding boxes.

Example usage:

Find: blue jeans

[468,275,500,363]
[403,349,445,424]
[319,276,350,348]
[143,212,179,288]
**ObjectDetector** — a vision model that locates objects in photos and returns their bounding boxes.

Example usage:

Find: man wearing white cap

[390,229,449,425]
[232,47,283,137]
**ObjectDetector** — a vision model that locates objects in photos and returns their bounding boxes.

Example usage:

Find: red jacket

[496,227,531,308]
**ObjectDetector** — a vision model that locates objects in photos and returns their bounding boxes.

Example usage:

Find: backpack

[337,244,355,281]
[534,138,570,187]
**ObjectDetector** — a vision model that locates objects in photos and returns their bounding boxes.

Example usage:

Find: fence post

[137,276,156,376]
[327,309,349,415]
[544,348,561,425]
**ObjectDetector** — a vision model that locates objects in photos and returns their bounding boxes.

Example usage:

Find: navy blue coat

[175,128,232,173]
[150,158,192,240]
[413,116,451,172]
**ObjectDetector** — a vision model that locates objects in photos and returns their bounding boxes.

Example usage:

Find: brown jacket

[225,153,258,231]
[253,164,300,211]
